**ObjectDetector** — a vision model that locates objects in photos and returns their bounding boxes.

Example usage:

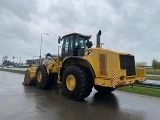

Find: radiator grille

[99,54,107,75]
[120,55,136,76]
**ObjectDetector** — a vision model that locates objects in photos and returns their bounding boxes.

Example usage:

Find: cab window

[62,35,74,54]
[75,35,88,48]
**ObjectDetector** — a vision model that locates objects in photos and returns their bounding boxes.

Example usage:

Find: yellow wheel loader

[23,30,146,101]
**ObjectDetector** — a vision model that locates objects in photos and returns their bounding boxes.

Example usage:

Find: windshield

[75,36,89,48]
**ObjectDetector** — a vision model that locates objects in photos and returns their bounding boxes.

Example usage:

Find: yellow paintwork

[37,71,42,82]
[24,46,146,89]
[66,74,76,91]
[43,56,61,74]
[82,47,146,88]
[136,68,146,77]
[23,65,38,85]
[27,66,37,80]
[83,48,125,77]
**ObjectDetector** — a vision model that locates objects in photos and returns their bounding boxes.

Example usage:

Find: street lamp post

[40,33,49,64]
[30,48,37,64]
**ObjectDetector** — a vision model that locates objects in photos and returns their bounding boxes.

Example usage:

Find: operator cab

[59,33,92,60]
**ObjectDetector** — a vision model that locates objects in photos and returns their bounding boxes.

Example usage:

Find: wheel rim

[37,71,42,82]
[66,74,76,91]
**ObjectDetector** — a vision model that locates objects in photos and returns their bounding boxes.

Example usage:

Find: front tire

[35,65,54,89]
[62,65,93,101]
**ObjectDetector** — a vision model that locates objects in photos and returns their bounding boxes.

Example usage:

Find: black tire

[94,85,115,94]
[35,65,54,89]
[62,65,93,101]
[48,73,58,85]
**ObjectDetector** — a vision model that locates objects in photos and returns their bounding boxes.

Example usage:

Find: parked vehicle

[23,30,146,101]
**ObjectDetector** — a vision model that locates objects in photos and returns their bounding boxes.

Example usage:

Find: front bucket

[22,66,37,85]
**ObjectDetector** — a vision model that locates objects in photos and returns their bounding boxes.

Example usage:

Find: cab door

[61,35,74,60]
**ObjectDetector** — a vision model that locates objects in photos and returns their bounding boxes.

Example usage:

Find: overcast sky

[0,0,160,65]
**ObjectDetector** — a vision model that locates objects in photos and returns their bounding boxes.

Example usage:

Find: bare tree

[136,62,147,68]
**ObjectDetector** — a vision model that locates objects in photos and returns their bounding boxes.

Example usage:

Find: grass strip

[146,68,160,75]
[117,86,160,98]
[0,68,25,74]
[146,76,160,81]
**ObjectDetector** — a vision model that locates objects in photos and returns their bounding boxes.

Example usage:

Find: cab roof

[62,33,90,38]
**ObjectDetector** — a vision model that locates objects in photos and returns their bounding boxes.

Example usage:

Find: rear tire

[94,85,115,94]
[62,65,93,101]
[35,65,54,89]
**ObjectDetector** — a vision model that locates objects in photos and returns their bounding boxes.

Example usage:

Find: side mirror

[86,41,93,48]
[58,37,62,44]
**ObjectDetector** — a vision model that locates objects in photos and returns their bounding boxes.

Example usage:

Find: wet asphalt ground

[0,71,160,120]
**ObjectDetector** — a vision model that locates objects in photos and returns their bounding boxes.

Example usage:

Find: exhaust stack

[96,30,102,48]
